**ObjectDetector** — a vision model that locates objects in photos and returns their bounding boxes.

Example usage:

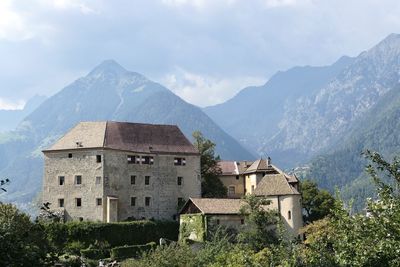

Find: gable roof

[218,160,254,175]
[44,121,198,155]
[243,158,278,174]
[180,198,245,215]
[254,174,300,196]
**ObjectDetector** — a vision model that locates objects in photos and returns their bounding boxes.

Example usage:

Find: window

[127,155,140,164]
[174,157,186,166]
[145,176,150,185]
[59,176,65,185]
[177,176,183,186]
[251,185,255,193]
[241,219,245,225]
[76,198,82,207]
[216,219,220,225]
[178,197,184,206]
[75,175,82,185]
[145,197,151,206]
[96,155,102,163]
[96,198,102,206]
[236,175,240,180]
[130,175,136,185]
[288,210,292,220]
[142,156,154,165]
[228,186,236,196]
[58,198,64,208]
[131,197,136,206]
[68,153,72,158]
[95,176,101,184]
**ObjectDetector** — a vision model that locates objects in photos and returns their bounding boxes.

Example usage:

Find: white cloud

[0,98,25,110]
[161,0,237,9]
[162,67,265,107]
[49,0,97,14]
[0,0,33,41]
[263,0,310,8]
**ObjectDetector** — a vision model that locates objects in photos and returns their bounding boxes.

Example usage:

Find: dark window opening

[145,176,150,185]
[96,198,102,206]
[127,155,140,164]
[216,219,220,225]
[241,219,245,225]
[75,175,82,185]
[145,197,151,206]
[76,198,82,207]
[59,176,65,185]
[174,157,186,166]
[95,176,101,184]
[288,210,292,220]
[131,197,136,206]
[58,199,64,208]
[96,155,102,163]
[178,197,184,206]
[142,156,154,165]
[130,175,136,185]
[236,175,239,180]
[173,215,177,220]
[68,153,72,158]
[177,176,183,185]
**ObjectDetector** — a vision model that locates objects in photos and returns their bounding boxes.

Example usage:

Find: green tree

[237,194,279,250]
[192,131,227,198]
[301,180,335,224]
[0,203,51,266]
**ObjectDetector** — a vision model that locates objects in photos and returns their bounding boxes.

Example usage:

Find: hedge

[44,220,178,248]
[80,248,110,260]
[110,242,156,260]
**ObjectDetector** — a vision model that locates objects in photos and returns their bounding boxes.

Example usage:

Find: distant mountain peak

[88,59,127,77]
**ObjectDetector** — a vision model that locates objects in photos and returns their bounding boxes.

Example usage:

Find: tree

[192,131,227,198]
[300,180,335,224]
[0,203,51,266]
[237,194,279,250]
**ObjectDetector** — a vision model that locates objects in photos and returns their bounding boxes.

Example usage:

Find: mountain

[204,56,353,166]
[0,60,254,205]
[0,95,47,133]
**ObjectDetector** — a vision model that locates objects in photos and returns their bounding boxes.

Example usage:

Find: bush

[43,220,178,250]
[111,242,156,260]
[81,248,110,260]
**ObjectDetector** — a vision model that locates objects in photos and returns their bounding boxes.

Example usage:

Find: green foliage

[80,248,110,260]
[179,214,206,242]
[300,180,335,223]
[111,242,156,260]
[0,202,52,266]
[43,220,178,251]
[122,243,195,267]
[192,131,227,198]
[237,194,280,250]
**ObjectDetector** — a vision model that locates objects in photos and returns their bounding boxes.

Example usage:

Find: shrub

[81,248,110,260]
[42,220,179,251]
[111,242,156,260]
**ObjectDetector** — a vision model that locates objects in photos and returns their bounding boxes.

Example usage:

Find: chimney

[267,156,272,167]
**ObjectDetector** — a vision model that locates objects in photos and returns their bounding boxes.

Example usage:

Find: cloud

[46,0,97,14]
[0,0,33,41]
[0,98,25,110]
[162,67,265,107]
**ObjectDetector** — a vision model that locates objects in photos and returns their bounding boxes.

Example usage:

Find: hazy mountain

[204,55,353,166]
[0,95,47,133]
[0,60,254,205]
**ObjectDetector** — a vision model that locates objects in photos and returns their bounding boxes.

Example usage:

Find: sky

[1,0,400,109]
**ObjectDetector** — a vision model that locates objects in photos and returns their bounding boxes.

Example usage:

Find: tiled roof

[243,159,277,174]
[187,198,245,214]
[44,121,198,154]
[218,161,238,175]
[254,174,300,196]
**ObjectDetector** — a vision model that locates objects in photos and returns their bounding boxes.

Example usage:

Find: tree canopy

[192,131,227,198]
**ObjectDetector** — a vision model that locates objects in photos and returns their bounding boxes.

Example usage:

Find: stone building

[180,158,303,239]
[42,121,201,222]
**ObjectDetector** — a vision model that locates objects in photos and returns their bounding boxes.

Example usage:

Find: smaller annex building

[179,158,303,241]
